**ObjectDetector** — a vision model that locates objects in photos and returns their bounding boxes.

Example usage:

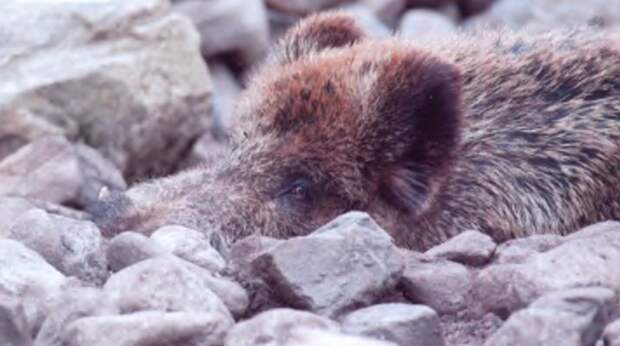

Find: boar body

[93,13,620,250]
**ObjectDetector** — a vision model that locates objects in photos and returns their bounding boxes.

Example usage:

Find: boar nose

[88,191,135,237]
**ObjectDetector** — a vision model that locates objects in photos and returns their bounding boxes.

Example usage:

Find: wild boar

[92,12,620,250]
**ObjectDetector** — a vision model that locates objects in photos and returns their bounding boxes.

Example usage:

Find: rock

[426,230,496,266]
[440,312,503,346]
[107,231,166,272]
[474,222,620,316]
[9,208,108,285]
[252,212,404,317]
[602,319,620,346]
[151,225,226,273]
[0,239,67,335]
[63,311,232,346]
[209,61,242,138]
[0,136,125,208]
[0,197,37,237]
[227,235,286,315]
[0,0,213,181]
[103,255,243,320]
[266,0,351,15]
[341,303,444,346]
[34,284,118,346]
[566,221,620,240]
[399,251,472,314]
[466,0,620,32]
[339,4,392,38]
[73,143,126,208]
[484,287,617,346]
[0,136,81,205]
[285,329,398,346]
[456,0,495,17]
[361,0,406,26]
[224,308,340,346]
[173,0,270,66]
[0,294,32,346]
[493,234,564,264]
[398,9,456,38]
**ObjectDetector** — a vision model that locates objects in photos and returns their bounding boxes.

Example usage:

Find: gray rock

[361,0,406,27]
[9,208,108,285]
[425,230,496,266]
[399,251,472,314]
[151,225,226,273]
[209,61,242,137]
[466,0,620,32]
[493,234,564,264]
[0,240,67,335]
[602,319,620,346]
[265,0,350,15]
[0,137,125,208]
[173,0,270,65]
[73,143,126,208]
[227,235,286,315]
[339,4,391,38]
[342,303,444,346]
[224,308,340,346]
[285,329,398,346]
[0,0,213,180]
[107,231,166,272]
[485,287,617,346]
[252,212,404,317]
[0,197,37,237]
[0,294,32,346]
[63,311,232,346]
[398,9,456,38]
[474,222,620,316]
[103,255,240,321]
[0,137,82,205]
[34,284,118,346]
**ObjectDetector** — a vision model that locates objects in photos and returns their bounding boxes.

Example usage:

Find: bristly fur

[92,12,620,250]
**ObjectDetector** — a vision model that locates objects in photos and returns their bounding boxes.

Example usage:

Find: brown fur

[92,12,620,250]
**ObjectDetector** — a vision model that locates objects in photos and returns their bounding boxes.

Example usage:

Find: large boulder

[0,0,213,180]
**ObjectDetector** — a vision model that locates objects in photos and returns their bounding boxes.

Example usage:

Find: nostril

[88,191,133,237]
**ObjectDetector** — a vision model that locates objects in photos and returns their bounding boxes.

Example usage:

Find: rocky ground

[2,0,620,345]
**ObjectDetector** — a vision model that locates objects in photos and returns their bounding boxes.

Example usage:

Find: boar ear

[367,47,463,215]
[270,11,365,65]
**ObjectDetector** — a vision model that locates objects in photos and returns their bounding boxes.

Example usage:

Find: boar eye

[278,177,314,203]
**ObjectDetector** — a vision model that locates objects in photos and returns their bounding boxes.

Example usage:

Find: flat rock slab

[252,212,403,318]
